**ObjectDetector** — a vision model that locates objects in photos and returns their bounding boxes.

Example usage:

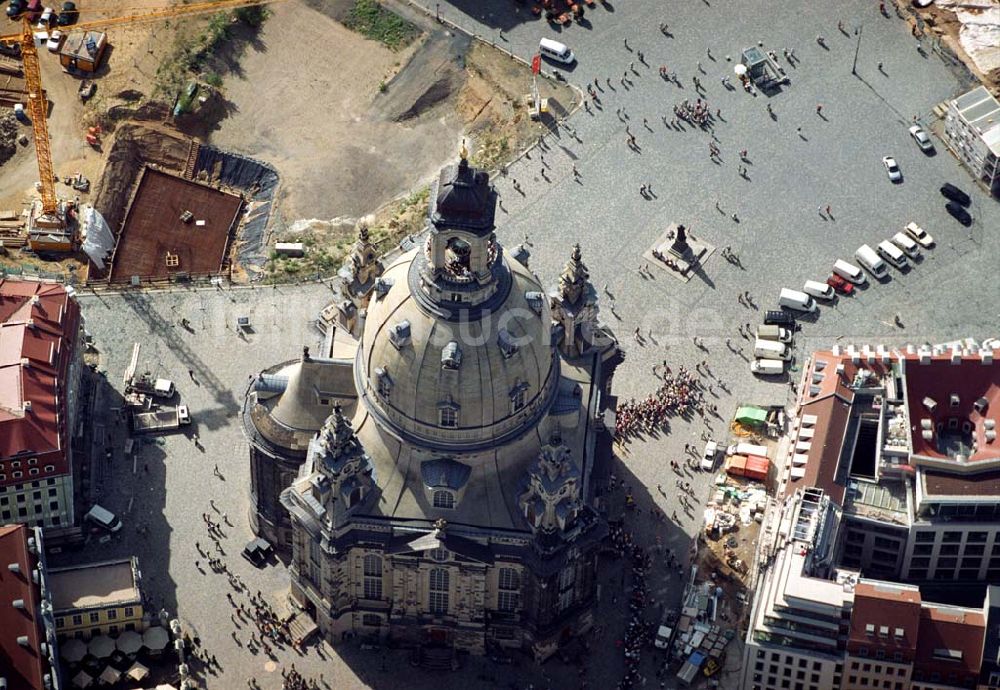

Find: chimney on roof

[983,349,994,365]
[12,599,24,610]
[26,319,35,329]
[26,537,36,554]
[16,636,29,647]
[951,347,961,365]
[906,343,916,354]
[919,347,931,365]
[7,563,20,574]
[23,401,31,412]
[923,397,938,413]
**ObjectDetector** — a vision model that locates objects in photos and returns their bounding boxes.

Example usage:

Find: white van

[891,232,921,258]
[802,280,835,301]
[754,338,791,360]
[877,240,908,269]
[84,505,122,533]
[778,288,816,313]
[539,38,575,64]
[750,358,785,375]
[756,324,792,343]
[855,244,888,279]
[833,259,867,285]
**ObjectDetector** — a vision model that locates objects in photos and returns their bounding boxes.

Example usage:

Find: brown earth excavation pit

[107,167,242,284]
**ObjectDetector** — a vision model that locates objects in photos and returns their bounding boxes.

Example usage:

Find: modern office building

[277,154,616,662]
[743,341,1000,689]
[942,86,1000,197]
[779,342,1000,584]
[0,279,84,529]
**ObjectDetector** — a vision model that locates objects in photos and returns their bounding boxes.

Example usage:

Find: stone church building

[245,154,616,662]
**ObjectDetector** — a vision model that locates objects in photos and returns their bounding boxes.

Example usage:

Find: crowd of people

[614,365,706,438]
[673,98,712,127]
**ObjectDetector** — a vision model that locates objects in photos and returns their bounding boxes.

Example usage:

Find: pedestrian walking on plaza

[624,37,631,51]
[826,204,832,217]
[629,61,635,71]
[816,103,824,115]
[638,50,645,64]
[707,47,713,60]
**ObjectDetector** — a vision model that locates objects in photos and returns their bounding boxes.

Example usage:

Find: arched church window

[429,568,450,615]
[433,490,455,509]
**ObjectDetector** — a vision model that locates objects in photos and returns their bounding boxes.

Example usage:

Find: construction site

[0,0,574,286]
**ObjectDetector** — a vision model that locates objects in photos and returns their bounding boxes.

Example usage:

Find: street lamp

[851,24,863,76]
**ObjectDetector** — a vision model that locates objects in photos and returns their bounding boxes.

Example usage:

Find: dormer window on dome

[373,277,393,299]
[498,329,518,359]
[441,341,462,370]
[389,320,411,349]
[437,398,460,428]
[510,381,529,413]
[375,368,393,399]
[525,291,544,315]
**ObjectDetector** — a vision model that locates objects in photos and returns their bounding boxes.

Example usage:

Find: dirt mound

[395,75,455,122]
[0,113,18,167]
[92,123,192,235]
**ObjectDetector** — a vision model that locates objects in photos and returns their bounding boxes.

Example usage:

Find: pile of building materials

[669,572,735,685]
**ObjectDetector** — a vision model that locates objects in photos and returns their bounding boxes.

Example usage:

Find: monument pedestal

[643,223,715,283]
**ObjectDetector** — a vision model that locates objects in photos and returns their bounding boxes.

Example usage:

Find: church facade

[255,154,615,661]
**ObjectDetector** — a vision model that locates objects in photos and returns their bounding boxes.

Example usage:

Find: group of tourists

[614,365,706,439]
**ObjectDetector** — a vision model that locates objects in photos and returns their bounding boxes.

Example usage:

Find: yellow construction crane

[0,0,281,251]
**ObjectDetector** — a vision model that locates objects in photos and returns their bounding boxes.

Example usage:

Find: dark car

[241,537,274,567]
[940,183,971,207]
[945,201,972,226]
[57,0,75,24]
[764,310,796,327]
[6,1,24,18]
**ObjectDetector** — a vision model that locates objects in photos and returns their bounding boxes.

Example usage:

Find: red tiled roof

[0,280,80,488]
[848,582,921,660]
[913,604,986,682]
[903,352,1000,463]
[0,524,47,690]
[785,393,852,505]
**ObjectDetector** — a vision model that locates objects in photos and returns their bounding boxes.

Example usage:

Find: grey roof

[429,157,496,234]
[420,458,472,490]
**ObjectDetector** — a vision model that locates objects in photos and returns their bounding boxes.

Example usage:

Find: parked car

[6,0,24,18]
[826,273,855,296]
[701,440,718,471]
[891,232,921,258]
[764,310,796,327]
[882,156,902,182]
[940,182,970,206]
[35,5,53,27]
[57,0,75,24]
[909,125,934,152]
[46,29,62,51]
[903,221,934,247]
[946,201,972,226]
[803,280,835,301]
